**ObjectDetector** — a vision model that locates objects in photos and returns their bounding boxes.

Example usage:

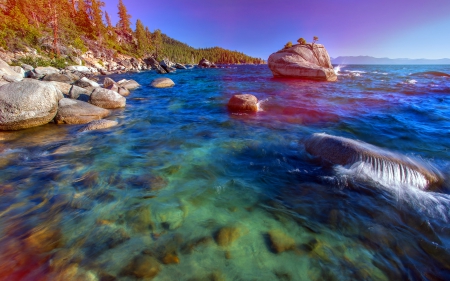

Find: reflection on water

[1,65,450,280]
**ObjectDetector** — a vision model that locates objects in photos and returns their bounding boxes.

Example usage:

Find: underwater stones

[84,225,130,257]
[181,236,214,254]
[0,79,62,130]
[151,77,175,88]
[227,94,258,112]
[55,98,110,124]
[304,133,443,190]
[156,206,185,230]
[215,226,242,247]
[89,88,126,109]
[267,230,296,253]
[122,254,161,279]
[162,253,180,264]
[25,226,63,253]
[78,119,118,132]
[125,206,155,233]
[268,43,337,81]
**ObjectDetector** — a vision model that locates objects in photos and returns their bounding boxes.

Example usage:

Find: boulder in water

[410,71,450,78]
[90,88,126,109]
[227,94,258,112]
[0,79,62,130]
[268,44,337,81]
[151,78,175,88]
[55,98,110,124]
[304,133,442,190]
[198,58,212,68]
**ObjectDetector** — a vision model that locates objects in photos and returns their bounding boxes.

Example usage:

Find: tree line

[0,0,264,64]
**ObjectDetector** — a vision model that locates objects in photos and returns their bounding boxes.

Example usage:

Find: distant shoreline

[331,56,450,65]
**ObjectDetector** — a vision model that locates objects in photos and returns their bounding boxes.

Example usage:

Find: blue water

[1,64,450,280]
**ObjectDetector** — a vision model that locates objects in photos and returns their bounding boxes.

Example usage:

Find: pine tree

[135,19,147,57]
[105,11,112,28]
[76,0,93,35]
[152,29,162,59]
[117,0,131,33]
[91,0,105,39]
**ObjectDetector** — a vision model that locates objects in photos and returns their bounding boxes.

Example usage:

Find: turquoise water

[1,65,450,280]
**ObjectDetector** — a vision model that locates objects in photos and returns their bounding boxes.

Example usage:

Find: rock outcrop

[150,78,175,88]
[0,79,62,130]
[0,58,24,82]
[227,94,258,112]
[268,44,337,81]
[54,98,110,124]
[304,133,443,190]
[90,88,126,109]
[198,58,212,68]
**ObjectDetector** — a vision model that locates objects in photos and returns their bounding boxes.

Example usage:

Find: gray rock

[32,66,60,79]
[228,94,258,112]
[175,63,187,69]
[304,133,443,190]
[198,58,212,68]
[42,73,74,84]
[69,56,83,66]
[90,88,126,109]
[66,65,90,72]
[118,79,140,90]
[150,78,175,88]
[144,57,167,74]
[73,77,100,88]
[68,85,90,101]
[0,79,62,130]
[79,119,118,132]
[0,58,24,81]
[120,59,132,69]
[54,98,110,124]
[21,64,34,72]
[0,80,9,87]
[2,75,23,82]
[103,77,116,88]
[268,44,337,81]
[11,66,25,77]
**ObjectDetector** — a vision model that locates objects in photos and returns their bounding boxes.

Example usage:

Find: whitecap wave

[256,98,269,112]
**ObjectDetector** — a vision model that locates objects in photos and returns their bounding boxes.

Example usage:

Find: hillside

[0,0,264,68]
[332,56,450,65]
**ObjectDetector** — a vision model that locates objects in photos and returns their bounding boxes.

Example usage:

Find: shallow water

[1,64,450,280]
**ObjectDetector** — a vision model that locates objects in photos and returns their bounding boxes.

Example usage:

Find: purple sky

[104,0,450,59]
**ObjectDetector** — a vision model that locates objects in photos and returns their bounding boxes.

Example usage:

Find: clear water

[1,65,450,280]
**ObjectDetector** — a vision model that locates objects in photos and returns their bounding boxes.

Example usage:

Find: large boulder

[151,78,175,88]
[198,58,212,68]
[78,119,118,132]
[90,88,126,109]
[118,79,140,90]
[144,57,167,74]
[160,59,176,73]
[227,94,258,112]
[304,133,443,190]
[0,58,24,81]
[0,79,62,130]
[42,73,74,84]
[73,77,100,89]
[268,44,337,81]
[31,66,60,79]
[103,78,131,97]
[54,98,110,124]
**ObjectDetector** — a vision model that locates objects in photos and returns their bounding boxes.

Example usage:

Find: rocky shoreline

[0,50,222,132]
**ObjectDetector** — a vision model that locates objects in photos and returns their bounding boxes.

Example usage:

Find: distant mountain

[331,56,450,65]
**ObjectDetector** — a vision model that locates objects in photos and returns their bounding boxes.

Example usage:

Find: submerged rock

[78,119,118,132]
[304,133,443,190]
[215,226,242,246]
[0,79,62,130]
[151,78,175,88]
[89,88,126,109]
[410,71,450,77]
[268,44,337,81]
[227,94,258,112]
[54,98,110,124]
[122,254,161,279]
[267,230,296,253]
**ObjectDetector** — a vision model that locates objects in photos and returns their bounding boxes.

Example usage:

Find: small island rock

[268,43,337,81]
[90,88,126,109]
[0,79,62,130]
[54,98,110,124]
[151,78,175,88]
[227,94,258,112]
